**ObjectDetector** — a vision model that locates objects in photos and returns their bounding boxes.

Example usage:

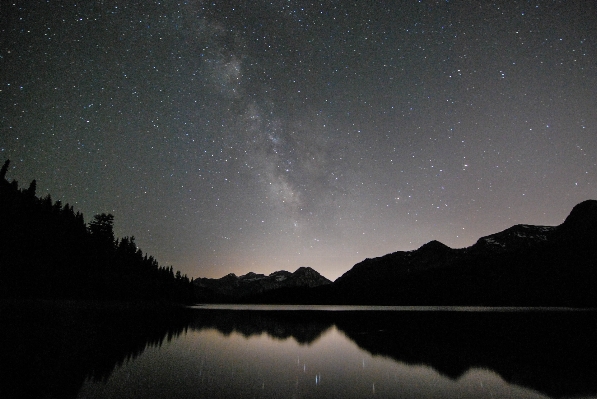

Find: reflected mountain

[2,303,596,399]
[188,308,334,344]
[0,300,193,399]
[333,310,597,399]
[190,308,597,399]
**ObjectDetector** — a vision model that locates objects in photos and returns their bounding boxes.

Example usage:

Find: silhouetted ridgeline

[193,267,332,303]
[230,200,597,306]
[331,199,597,306]
[0,160,194,303]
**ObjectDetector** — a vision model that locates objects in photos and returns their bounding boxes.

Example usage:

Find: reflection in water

[188,308,335,344]
[2,302,596,399]
[0,300,193,399]
[82,308,597,399]
[333,310,597,398]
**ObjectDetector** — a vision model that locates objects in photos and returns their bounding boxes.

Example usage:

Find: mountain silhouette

[331,199,597,306]
[193,267,331,302]
[238,200,597,306]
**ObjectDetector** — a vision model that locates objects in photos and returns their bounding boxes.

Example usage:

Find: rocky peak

[564,199,597,223]
[417,240,450,253]
[560,199,597,237]
[290,267,332,287]
[473,224,556,253]
[269,270,292,282]
[239,272,266,281]
[219,273,238,282]
[414,240,452,259]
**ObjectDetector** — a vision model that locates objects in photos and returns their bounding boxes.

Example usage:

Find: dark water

[2,302,597,399]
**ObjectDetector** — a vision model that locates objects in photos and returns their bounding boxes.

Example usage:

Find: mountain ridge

[193,266,332,302]
[233,200,597,306]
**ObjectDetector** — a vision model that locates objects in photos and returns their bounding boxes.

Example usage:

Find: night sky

[2,1,596,281]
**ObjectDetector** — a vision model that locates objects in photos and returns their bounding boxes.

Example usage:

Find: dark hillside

[235,200,597,306]
[332,200,597,306]
[0,160,194,303]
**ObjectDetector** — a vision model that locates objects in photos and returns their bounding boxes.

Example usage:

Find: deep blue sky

[2,1,596,280]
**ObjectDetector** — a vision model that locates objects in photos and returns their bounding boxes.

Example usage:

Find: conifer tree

[25,179,36,197]
[0,159,9,181]
[89,213,115,246]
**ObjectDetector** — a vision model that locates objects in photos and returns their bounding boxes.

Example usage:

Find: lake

[2,302,597,398]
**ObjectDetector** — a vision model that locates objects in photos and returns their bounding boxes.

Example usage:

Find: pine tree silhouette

[0,161,196,303]
[0,159,9,181]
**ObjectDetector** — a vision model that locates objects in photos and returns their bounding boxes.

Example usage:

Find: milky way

[2,1,596,280]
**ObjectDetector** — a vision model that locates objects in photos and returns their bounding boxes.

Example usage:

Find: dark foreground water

[2,302,597,399]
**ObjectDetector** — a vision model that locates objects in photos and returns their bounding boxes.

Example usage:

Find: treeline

[0,160,195,303]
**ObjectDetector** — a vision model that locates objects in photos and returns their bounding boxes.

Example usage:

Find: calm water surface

[79,306,597,399]
[2,303,596,399]
[80,325,540,399]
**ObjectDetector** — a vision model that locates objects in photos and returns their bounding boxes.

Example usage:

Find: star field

[1,1,596,280]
